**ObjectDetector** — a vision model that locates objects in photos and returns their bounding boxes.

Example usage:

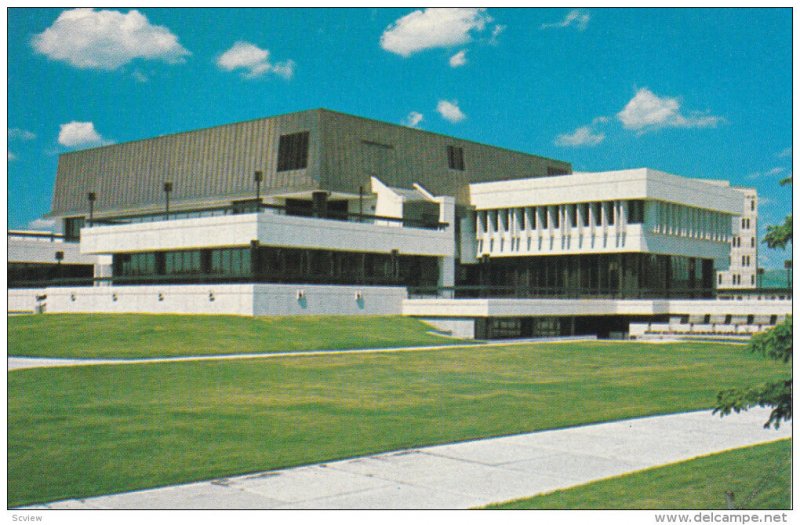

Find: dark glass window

[277,131,310,172]
[547,166,569,176]
[605,202,615,225]
[64,217,85,241]
[581,203,590,226]
[593,202,602,226]
[447,145,465,171]
[570,205,577,228]
[628,200,644,224]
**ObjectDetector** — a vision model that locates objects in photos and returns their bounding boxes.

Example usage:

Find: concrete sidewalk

[24,408,790,510]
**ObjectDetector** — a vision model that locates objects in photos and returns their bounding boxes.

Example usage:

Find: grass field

[487,439,791,510]
[8,340,788,507]
[7,314,461,358]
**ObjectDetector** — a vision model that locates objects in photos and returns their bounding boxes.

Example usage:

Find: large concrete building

[8,109,790,338]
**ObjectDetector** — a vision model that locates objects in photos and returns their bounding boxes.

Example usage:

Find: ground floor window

[456,253,714,299]
[112,246,439,287]
[8,262,93,288]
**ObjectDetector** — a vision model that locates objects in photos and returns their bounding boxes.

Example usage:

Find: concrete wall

[402,297,793,318]
[419,318,476,339]
[8,288,46,313]
[80,211,454,257]
[252,284,406,316]
[39,283,407,316]
[9,236,97,265]
[469,169,743,214]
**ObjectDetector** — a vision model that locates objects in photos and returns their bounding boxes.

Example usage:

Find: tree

[714,176,792,428]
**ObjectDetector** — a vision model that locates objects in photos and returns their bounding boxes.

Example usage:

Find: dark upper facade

[50,109,571,219]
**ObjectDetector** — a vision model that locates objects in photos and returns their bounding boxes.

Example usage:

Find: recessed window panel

[277,131,310,172]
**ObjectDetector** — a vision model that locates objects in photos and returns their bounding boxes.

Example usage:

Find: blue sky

[7,7,793,267]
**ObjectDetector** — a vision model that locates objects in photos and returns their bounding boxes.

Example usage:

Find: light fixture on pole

[163,182,173,220]
[254,171,263,201]
[87,192,96,226]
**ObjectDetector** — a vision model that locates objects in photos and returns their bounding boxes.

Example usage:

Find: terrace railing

[88,202,448,231]
[8,230,73,243]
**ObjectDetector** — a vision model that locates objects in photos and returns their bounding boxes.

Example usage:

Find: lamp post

[87,192,96,226]
[254,171,263,201]
[55,250,64,282]
[163,182,173,220]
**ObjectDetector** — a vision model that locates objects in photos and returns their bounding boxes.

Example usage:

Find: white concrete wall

[469,168,744,214]
[80,211,453,257]
[8,288,46,313]
[9,237,97,265]
[402,297,792,318]
[38,284,407,316]
[44,284,256,315]
[420,318,476,338]
[252,284,406,316]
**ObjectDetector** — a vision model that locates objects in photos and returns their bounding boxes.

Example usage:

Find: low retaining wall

[8,288,45,313]
[38,284,407,316]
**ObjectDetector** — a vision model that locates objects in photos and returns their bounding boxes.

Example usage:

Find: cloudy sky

[7,8,792,267]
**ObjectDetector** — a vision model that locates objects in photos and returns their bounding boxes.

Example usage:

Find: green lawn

[8,314,461,358]
[487,439,791,510]
[8,341,789,507]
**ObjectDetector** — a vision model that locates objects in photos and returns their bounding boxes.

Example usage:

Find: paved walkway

[23,408,790,510]
[7,336,597,371]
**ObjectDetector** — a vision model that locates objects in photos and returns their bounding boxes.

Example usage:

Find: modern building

[716,187,758,289]
[8,108,790,338]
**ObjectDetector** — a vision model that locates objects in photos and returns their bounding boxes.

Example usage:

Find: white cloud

[8,151,17,161]
[778,147,792,158]
[132,70,149,83]
[9,128,36,141]
[380,8,492,57]
[403,111,424,128]
[541,10,590,31]
[489,24,506,45]
[449,50,467,68]
[217,41,295,79]
[436,100,466,123]
[58,121,106,147]
[555,126,605,147]
[31,8,189,70]
[27,218,56,231]
[746,166,786,180]
[616,88,723,132]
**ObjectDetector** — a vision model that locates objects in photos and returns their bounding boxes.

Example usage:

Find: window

[751,200,755,211]
[277,131,310,172]
[63,217,85,241]
[593,202,602,226]
[605,202,615,225]
[551,206,560,228]
[581,203,590,226]
[628,200,644,224]
[742,255,747,266]
[570,205,577,228]
[447,145,465,171]
[751,275,755,285]
[718,274,722,285]
[751,237,755,248]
